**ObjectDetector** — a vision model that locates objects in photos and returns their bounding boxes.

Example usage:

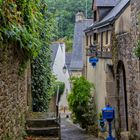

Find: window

[93,33,97,43]
[106,31,108,44]
[94,10,97,22]
[86,35,88,46]
[101,32,103,51]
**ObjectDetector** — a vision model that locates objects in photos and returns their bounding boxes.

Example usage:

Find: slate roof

[66,52,72,71]
[86,0,130,32]
[95,0,120,7]
[70,19,93,70]
[51,43,59,67]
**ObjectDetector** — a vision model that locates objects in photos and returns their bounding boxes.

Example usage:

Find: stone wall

[0,45,30,140]
[130,0,140,138]
[116,31,140,140]
[113,0,140,138]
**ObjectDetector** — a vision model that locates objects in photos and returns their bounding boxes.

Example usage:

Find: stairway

[26,117,61,140]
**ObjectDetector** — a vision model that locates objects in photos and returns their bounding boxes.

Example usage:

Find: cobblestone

[61,117,102,140]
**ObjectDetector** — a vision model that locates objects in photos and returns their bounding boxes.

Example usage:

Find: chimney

[75,12,85,22]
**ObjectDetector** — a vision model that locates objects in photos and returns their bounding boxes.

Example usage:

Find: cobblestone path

[61,117,101,140]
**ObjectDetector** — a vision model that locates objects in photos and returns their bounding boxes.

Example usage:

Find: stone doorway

[116,61,128,131]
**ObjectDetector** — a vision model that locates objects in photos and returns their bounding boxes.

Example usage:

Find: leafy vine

[0,0,57,111]
[0,0,56,66]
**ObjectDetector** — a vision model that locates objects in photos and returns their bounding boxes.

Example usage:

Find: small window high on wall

[93,33,97,43]
[94,10,97,22]
[86,35,88,46]
[106,31,108,44]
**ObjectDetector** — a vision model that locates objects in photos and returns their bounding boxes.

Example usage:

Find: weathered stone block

[0,46,31,140]
[120,131,130,140]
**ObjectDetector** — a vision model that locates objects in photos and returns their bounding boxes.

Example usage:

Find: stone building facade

[130,1,140,138]
[84,0,140,139]
[112,0,140,139]
[0,46,31,140]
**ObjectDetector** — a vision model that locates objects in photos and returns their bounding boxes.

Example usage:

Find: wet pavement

[61,117,102,140]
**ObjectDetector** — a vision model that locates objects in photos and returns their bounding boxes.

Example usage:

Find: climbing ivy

[0,0,56,61]
[32,49,54,112]
[0,0,57,111]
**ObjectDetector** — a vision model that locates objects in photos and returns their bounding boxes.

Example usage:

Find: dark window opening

[86,35,88,46]
[101,32,103,51]
[93,33,97,43]
[94,10,97,22]
[106,31,108,44]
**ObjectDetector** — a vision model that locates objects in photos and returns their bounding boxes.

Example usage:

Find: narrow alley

[1,0,140,140]
[61,115,101,140]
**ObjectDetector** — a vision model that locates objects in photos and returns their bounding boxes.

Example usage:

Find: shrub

[53,81,65,102]
[68,76,97,132]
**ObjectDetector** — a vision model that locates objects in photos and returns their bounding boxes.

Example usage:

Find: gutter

[84,0,130,33]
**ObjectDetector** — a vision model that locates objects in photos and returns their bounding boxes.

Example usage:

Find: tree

[45,0,93,51]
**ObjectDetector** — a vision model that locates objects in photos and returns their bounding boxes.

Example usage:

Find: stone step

[36,138,59,140]
[26,127,59,137]
[26,118,59,128]
[35,138,59,140]
[26,136,59,140]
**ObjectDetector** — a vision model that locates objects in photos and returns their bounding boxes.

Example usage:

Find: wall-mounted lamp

[88,43,99,68]
[63,65,67,74]
[89,43,98,57]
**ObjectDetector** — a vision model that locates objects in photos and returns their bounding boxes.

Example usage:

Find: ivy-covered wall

[0,0,56,138]
[0,0,56,110]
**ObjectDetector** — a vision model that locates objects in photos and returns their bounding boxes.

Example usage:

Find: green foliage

[32,49,54,112]
[0,0,57,63]
[45,0,92,51]
[0,0,57,111]
[30,1,57,112]
[83,96,98,135]
[83,96,97,125]
[68,76,97,129]
[57,37,73,52]
[134,39,140,58]
[54,81,65,95]
[53,81,65,103]
[63,37,73,52]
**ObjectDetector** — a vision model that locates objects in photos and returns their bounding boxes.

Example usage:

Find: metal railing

[86,45,112,59]
[56,85,59,118]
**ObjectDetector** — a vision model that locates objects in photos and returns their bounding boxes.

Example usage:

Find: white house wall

[52,43,71,109]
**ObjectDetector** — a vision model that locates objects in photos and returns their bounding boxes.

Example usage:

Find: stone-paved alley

[61,116,102,140]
